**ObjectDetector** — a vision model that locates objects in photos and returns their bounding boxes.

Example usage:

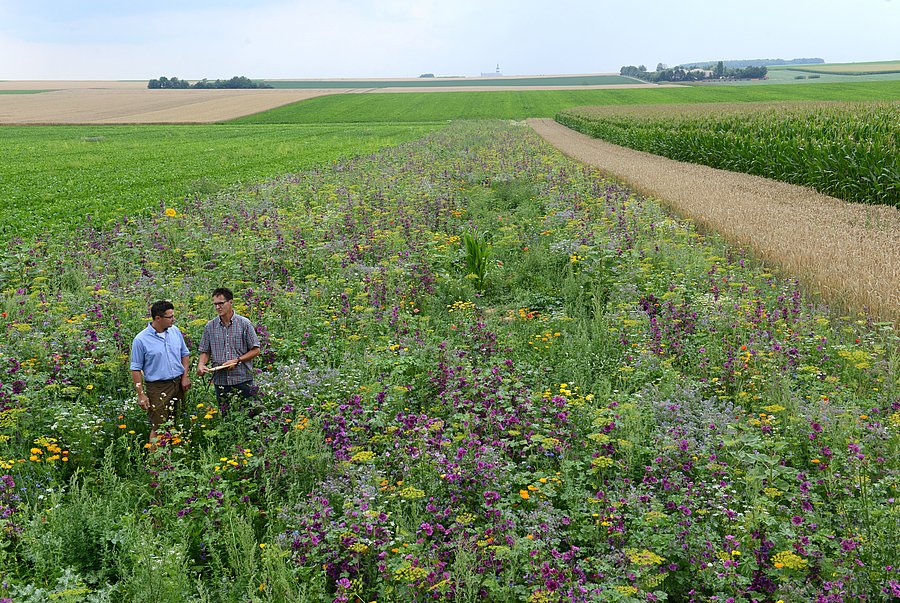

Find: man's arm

[131,369,149,410]
[180,354,192,391]
[197,351,211,376]
[241,346,260,363]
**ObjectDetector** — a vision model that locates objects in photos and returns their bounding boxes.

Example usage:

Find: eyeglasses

[212,301,230,307]
[162,314,175,320]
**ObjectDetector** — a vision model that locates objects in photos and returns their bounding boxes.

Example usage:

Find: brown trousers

[144,378,185,429]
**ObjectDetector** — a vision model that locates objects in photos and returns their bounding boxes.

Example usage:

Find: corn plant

[557,101,900,207]
[462,229,492,290]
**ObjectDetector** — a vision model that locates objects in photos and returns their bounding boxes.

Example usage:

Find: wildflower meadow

[0,121,897,602]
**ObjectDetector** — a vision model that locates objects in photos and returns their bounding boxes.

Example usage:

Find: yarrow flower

[772,550,808,570]
[625,548,666,566]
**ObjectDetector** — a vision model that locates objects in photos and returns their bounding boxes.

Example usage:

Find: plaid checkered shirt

[199,313,260,385]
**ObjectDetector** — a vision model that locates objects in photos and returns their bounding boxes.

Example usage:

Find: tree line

[620,62,767,83]
[147,76,272,89]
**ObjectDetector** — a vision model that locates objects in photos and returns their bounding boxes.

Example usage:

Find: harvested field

[529,118,900,324]
[0,79,679,124]
[0,80,149,90]
[0,87,340,124]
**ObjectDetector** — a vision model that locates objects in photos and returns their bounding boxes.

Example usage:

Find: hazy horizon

[1,0,897,80]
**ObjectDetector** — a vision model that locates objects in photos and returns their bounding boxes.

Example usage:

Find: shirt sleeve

[130,336,145,371]
[199,322,211,354]
[245,319,260,350]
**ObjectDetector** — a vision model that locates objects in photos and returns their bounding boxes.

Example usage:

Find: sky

[0,0,897,80]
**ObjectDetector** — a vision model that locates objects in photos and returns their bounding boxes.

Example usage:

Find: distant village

[620,58,823,83]
[620,62,767,82]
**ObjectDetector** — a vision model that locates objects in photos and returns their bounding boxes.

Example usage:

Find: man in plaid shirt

[197,287,260,411]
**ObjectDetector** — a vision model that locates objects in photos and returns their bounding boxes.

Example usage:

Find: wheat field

[530,118,900,325]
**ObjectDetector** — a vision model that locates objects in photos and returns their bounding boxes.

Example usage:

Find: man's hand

[221,358,240,370]
[197,364,208,376]
[137,393,150,411]
[181,375,192,391]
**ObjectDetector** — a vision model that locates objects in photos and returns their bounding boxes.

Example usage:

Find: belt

[146,377,181,384]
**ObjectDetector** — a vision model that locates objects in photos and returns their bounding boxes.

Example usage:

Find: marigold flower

[519,489,530,500]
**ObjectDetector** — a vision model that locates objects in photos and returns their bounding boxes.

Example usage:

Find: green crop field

[0,89,47,94]
[704,61,900,85]
[265,74,636,88]
[230,80,900,124]
[0,123,438,240]
[556,101,900,207]
[772,60,900,75]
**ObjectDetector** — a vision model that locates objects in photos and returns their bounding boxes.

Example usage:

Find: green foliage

[0,123,438,241]
[461,229,492,290]
[0,121,897,601]
[230,80,900,124]
[558,101,900,207]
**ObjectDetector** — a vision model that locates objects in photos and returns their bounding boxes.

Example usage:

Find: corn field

[556,101,900,207]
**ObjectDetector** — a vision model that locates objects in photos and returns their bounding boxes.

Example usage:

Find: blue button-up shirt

[130,324,190,382]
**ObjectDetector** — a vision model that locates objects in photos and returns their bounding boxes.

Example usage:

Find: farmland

[772,60,900,75]
[265,74,637,88]
[2,120,898,602]
[555,101,900,207]
[0,75,898,602]
[231,80,900,123]
[0,88,334,125]
[0,123,437,239]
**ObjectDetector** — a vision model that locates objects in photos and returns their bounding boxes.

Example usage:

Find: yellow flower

[165,207,177,217]
[519,489,530,500]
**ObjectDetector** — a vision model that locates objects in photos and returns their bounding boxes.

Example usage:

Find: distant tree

[147,75,271,89]
[419,73,435,78]
[713,61,726,78]
[620,65,650,80]
[656,63,668,72]
[739,65,768,79]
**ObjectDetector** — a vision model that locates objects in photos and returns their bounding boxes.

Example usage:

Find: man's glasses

[162,314,175,321]
[213,301,230,307]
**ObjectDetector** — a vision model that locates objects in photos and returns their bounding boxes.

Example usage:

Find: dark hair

[212,287,234,301]
[150,300,174,319]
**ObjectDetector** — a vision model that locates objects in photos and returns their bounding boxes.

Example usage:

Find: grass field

[0,123,438,240]
[265,74,636,88]
[230,80,900,123]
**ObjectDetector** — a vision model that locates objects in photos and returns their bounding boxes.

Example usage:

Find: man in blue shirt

[131,300,191,443]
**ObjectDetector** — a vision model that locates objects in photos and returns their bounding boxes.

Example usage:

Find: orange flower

[519,489,530,500]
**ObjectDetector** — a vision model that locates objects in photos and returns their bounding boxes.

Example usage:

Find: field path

[528,118,900,323]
